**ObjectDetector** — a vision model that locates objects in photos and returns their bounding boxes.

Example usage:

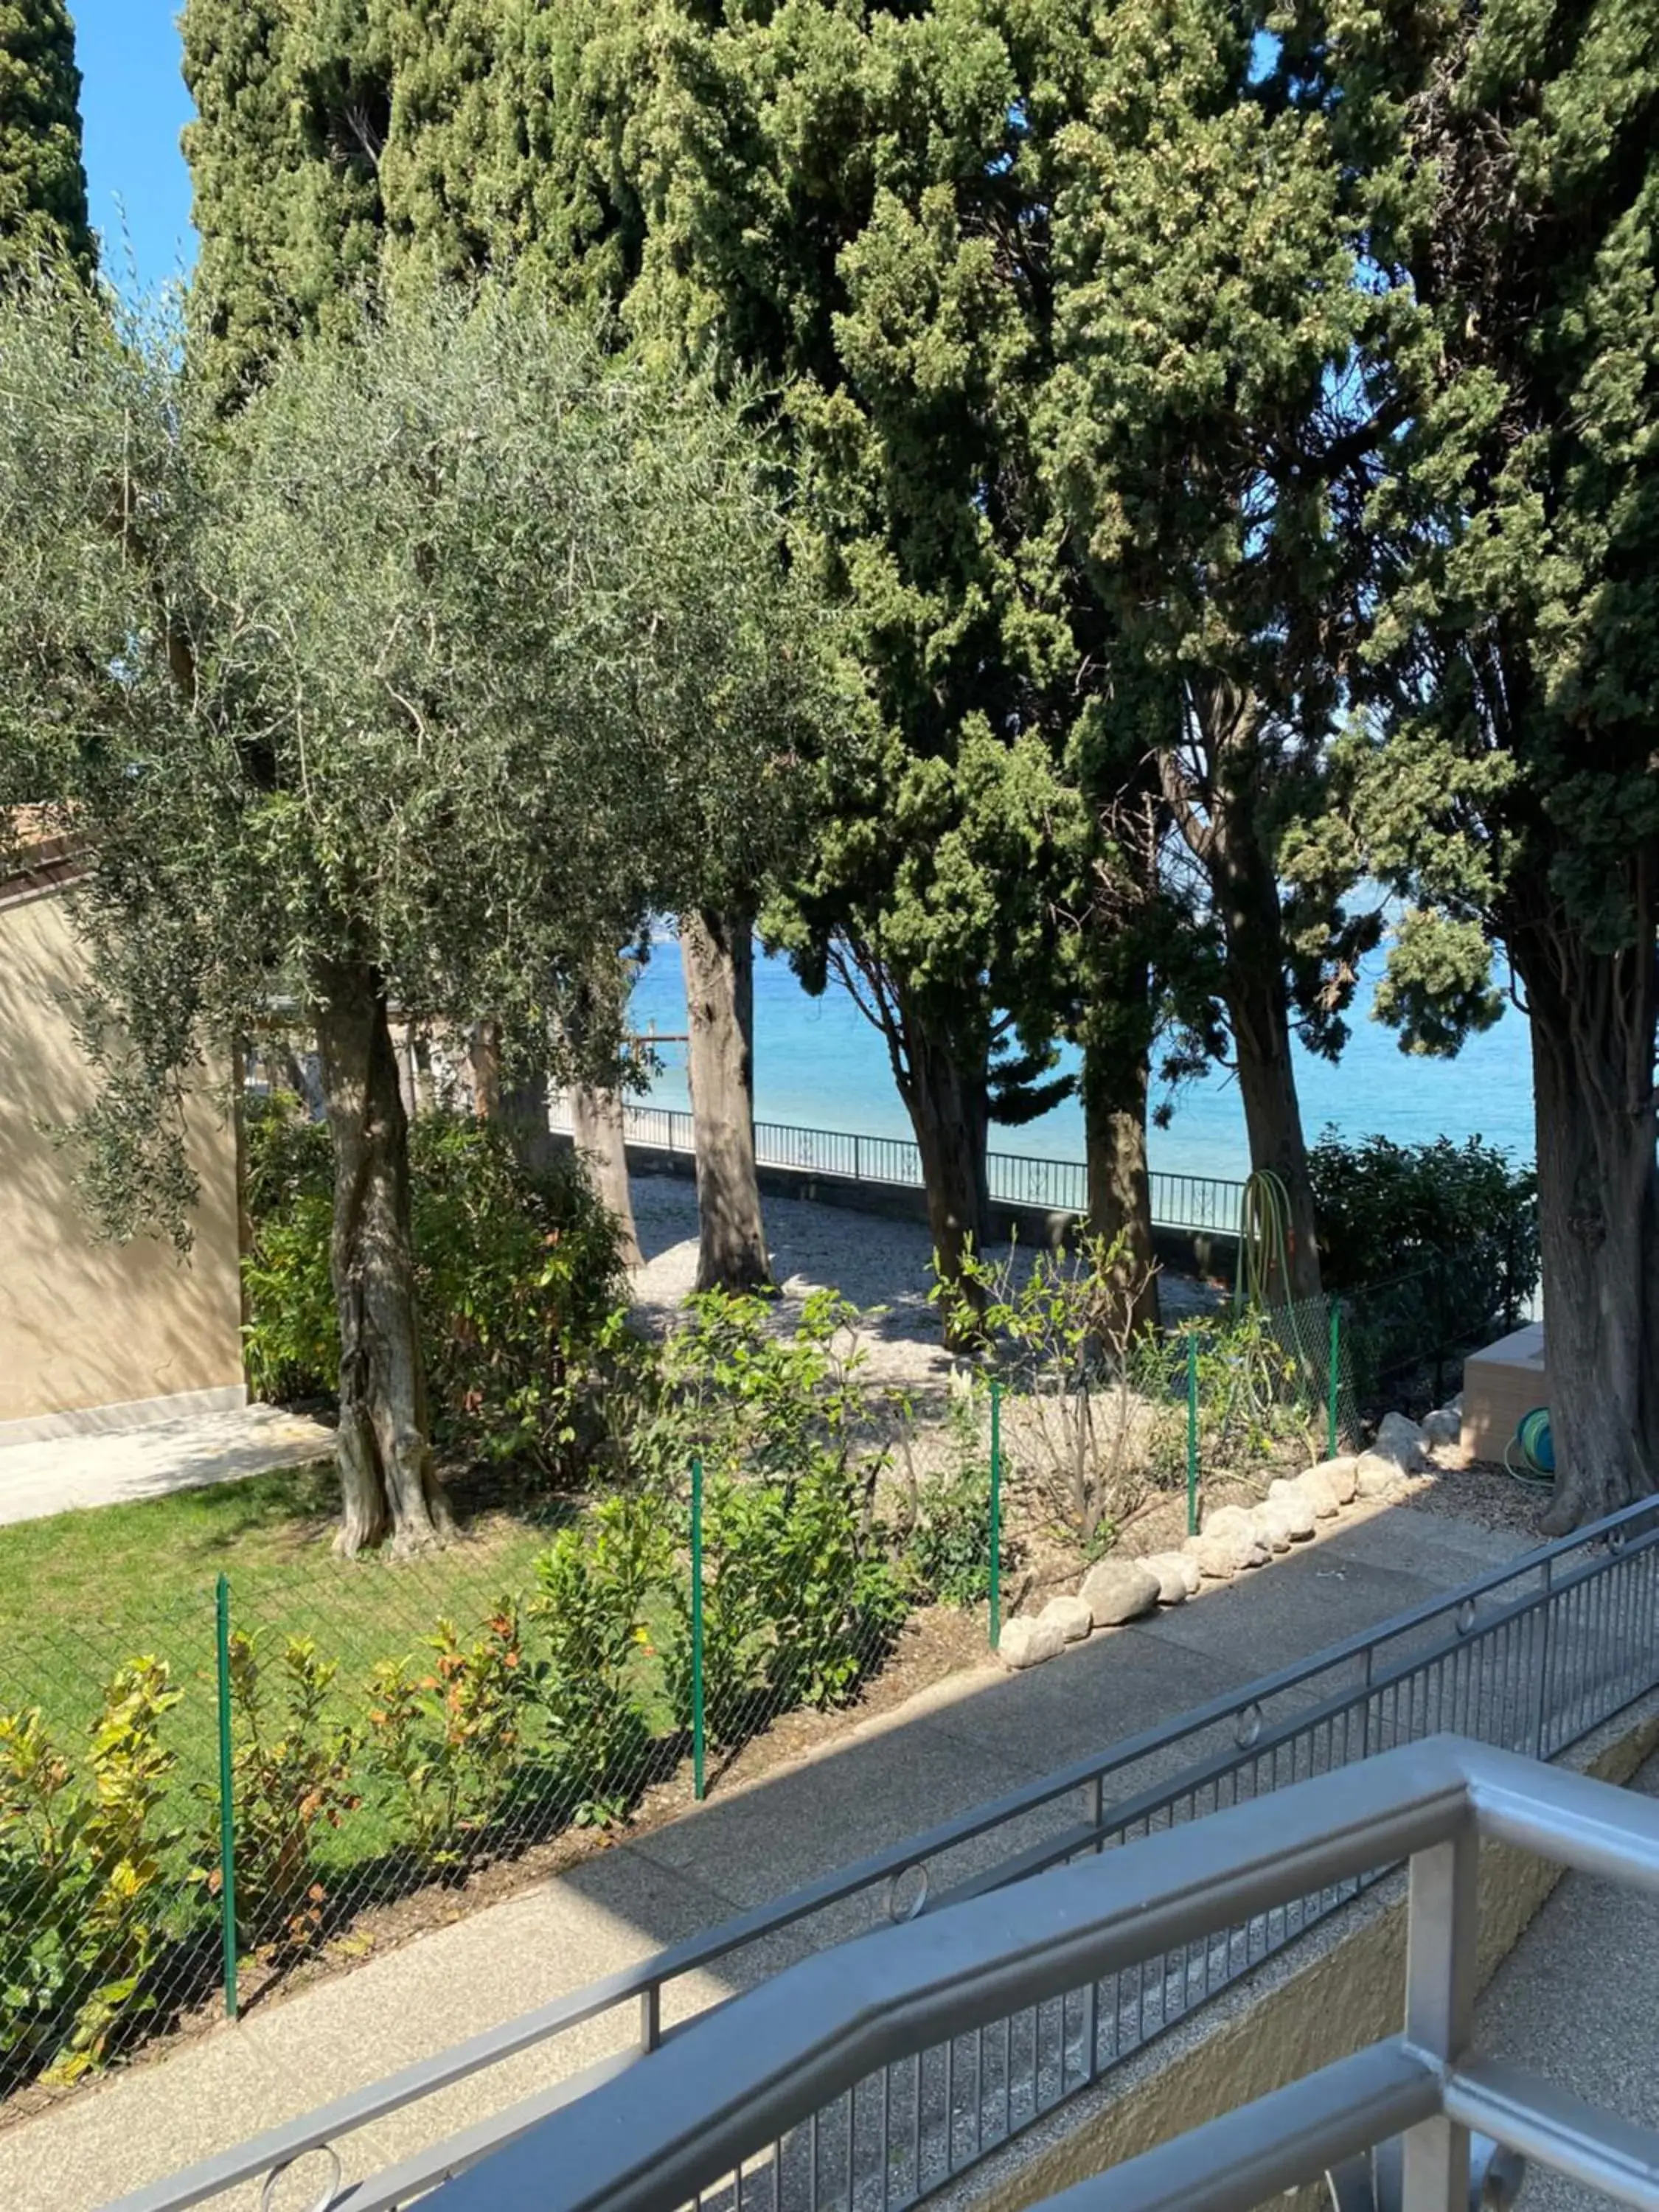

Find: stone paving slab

[0,1405,333,1526]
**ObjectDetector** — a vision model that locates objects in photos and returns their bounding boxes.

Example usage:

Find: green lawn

[0,1462,678,1913]
[0,1461,582,1733]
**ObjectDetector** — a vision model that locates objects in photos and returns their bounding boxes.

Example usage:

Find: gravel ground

[1396,1449,1555,1541]
[627,1171,1222,1403]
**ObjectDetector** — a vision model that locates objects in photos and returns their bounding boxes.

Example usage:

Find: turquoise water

[629,935,1535,1180]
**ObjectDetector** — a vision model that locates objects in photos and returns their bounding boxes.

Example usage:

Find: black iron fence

[551,1098,1246,1241]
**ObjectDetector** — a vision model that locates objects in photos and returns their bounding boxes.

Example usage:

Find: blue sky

[73,1,196,293]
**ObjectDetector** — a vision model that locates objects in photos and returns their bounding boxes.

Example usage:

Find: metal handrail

[546,1093,1248,1239]
[422,1737,1659,2212]
[106,1495,1659,2212]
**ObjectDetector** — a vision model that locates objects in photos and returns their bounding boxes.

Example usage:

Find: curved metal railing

[108,1498,1659,2212]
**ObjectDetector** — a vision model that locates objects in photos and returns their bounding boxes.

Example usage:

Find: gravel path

[627,1172,1222,1399]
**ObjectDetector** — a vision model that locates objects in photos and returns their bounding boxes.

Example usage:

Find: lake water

[628,933,1536,1180]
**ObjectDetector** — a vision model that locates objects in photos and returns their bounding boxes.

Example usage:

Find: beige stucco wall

[0,881,246,1430]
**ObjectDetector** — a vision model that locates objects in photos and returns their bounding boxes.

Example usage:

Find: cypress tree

[0,0,93,279]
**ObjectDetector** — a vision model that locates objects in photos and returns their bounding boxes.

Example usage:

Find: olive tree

[0,282,835,1551]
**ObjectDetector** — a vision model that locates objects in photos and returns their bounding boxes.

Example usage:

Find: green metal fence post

[1327,1301,1341,1461]
[214,1571,239,2022]
[1186,1334,1200,1536]
[690,1458,706,1802]
[988,1381,1003,1652]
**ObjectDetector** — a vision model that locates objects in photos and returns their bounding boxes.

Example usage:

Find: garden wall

[0,860,246,1440]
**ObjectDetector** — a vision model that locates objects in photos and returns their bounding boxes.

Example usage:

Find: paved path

[0,1498,1531,2212]
[0,1404,333,1527]
[1475,1744,1659,2211]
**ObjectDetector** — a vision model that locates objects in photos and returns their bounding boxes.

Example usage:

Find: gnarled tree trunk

[684,907,769,1293]
[571,1078,641,1267]
[895,998,992,1351]
[311,957,452,1557]
[1082,1012,1160,1340]
[1520,909,1659,1531]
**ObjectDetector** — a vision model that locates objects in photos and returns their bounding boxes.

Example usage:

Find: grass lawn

[0,1461,680,1921]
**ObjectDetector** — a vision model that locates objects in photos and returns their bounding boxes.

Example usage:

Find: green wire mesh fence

[0,1453,981,2096]
[0,1253,1522,2101]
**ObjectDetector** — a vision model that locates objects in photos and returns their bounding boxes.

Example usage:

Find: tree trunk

[1181,679,1321,1304]
[1229,947,1323,1305]
[310,959,453,1557]
[1520,917,1659,1531]
[571,1079,641,1267]
[500,1056,554,1175]
[1082,1020,1161,1340]
[469,1020,502,1121]
[894,997,992,1351]
[683,907,770,1293]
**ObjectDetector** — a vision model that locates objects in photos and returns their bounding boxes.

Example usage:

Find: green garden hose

[1504,1404,1555,1489]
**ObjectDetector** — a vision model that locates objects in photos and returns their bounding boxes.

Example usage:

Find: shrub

[670,1464,908,1746]
[622,1286,886,1490]
[201,1634,359,1947]
[0,1660,182,2087]
[959,1234,1165,1546]
[530,1498,669,1823]
[1310,1130,1539,1314]
[243,1099,631,1470]
[366,1603,534,1866]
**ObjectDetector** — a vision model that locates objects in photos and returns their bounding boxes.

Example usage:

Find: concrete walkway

[0,1497,1531,2212]
[0,1404,333,1527]
[1475,1744,1659,2211]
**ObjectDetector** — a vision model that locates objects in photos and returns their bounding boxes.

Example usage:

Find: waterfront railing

[549,1096,1247,1241]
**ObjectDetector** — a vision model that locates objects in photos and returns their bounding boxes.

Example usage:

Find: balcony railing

[422,1736,1659,2212]
[113,1498,1659,2212]
[548,1096,1248,1240]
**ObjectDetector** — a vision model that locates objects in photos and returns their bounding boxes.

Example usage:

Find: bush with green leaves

[365,1604,535,1866]
[668,1464,908,1747]
[622,1287,886,1490]
[897,1382,1011,1610]
[529,1498,669,1823]
[199,1633,360,1947]
[243,1099,630,1471]
[1310,1131,1538,1318]
[0,1660,182,2089]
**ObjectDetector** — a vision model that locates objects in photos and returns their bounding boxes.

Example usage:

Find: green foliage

[1310,1131,1540,1304]
[670,1465,908,1748]
[0,279,837,1260]
[201,1634,360,1947]
[365,1604,534,1866]
[243,1099,630,1472]
[0,0,94,282]
[625,1287,883,1491]
[0,1660,181,2087]
[1177,1305,1320,1481]
[903,1458,995,1610]
[529,1498,668,1822]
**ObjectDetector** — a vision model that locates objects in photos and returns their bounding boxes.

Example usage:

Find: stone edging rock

[997,1398,1458,1669]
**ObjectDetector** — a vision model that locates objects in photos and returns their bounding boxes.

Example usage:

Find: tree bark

[1519,909,1659,1531]
[1228,940,1323,1305]
[684,907,770,1293]
[1175,680,1322,1305]
[310,958,453,1557]
[571,1078,641,1267]
[1082,1020,1161,1340]
[894,997,992,1351]
[469,1020,503,1121]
